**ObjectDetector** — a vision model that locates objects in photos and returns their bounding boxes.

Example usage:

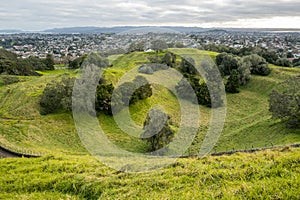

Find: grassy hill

[0,49,300,156]
[0,48,300,199]
[0,147,299,199]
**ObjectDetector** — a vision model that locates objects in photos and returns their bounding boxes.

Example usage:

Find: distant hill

[0,29,23,33]
[43,26,209,34]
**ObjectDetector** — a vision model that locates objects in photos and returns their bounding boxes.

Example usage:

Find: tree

[114,76,152,106]
[95,83,115,115]
[141,109,175,152]
[127,41,145,53]
[269,76,300,129]
[40,77,75,115]
[44,54,55,70]
[216,53,239,76]
[179,57,198,76]
[276,58,293,67]
[161,52,174,67]
[238,58,251,86]
[68,55,87,69]
[151,40,168,54]
[225,69,240,93]
[242,54,271,76]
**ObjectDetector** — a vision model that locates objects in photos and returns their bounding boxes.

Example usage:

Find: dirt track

[0,146,38,158]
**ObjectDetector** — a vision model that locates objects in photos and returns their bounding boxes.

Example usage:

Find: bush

[161,52,176,67]
[276,58,293,67]
[115,76,152,106]
[95,83,115,115]
[269,76,300,129]
[242,54,271,76]
[225,69,240,93]
[141,109,175,152]
[138,64,169,75]
[238,58,251,86]
[40,77,74,115]
[216,53,239,76]
[179,57,198,76]
[0,75,20,86]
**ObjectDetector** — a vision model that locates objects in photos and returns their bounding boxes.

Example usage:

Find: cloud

[1,0,300,30]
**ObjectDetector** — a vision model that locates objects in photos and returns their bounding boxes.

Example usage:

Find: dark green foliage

[0,49,42,76]
[26,56,47,70]
[68,55,87,69]
[161,52,176,67]
[96,76,152,115]
[141,109,175,152]
[238,58,251,86]
[175,78,198,104]
[138,63,169,74]
[226,69,240,93]
[197,80,212,107]
[176,60,224,108]
[115,76,153,106]
[44,54,55,70]
[0,75,20,86]
[242,54,271,76]
[269,77,300,129]
[133,76,153,100]
[179,57,198,76]
[83,53,109,69]
[40,77,75,115]
[204,44,280,65]
[127,41,145,53]
[216,53,239,76]
[276,58,293,67]
[176,76,212,107]
[293,58,300,67]
[95,83,115,115]
[151,40,168,53]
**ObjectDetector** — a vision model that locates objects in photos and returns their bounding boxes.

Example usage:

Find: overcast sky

[1,0,300,30]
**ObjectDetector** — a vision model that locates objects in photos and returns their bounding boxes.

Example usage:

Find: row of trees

[216,52,271,93]
[127,40,185,54]
[203,44,296,67]
[0,49,55,76]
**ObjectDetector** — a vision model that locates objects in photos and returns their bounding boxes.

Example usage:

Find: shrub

[269,76,300,129]
[242,54,271,76]
[40,77,74,115]
[95,83,115,115]
[141,109,175,152]
[225,69,240,93]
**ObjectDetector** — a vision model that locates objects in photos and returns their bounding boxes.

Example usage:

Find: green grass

[0,147,299,199]
[0,49,300,156]
[1,49,300,199]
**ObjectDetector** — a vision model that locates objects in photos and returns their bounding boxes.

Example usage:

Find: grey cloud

[1,0,300,30]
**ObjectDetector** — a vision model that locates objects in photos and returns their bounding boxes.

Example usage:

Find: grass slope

[0,147,299,199]
[0,49,299,156]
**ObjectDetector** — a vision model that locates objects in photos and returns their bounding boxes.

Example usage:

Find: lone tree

[141,109,175,152]
[269,76,300,129]
[151,40,168,54]
[225,69,240,93]
[44,54,55,70]
[40,76,75,115]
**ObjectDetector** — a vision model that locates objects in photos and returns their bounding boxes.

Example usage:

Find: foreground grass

[0,147,299,199]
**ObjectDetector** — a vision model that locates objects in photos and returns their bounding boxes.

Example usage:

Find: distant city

[0,26,299,64]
